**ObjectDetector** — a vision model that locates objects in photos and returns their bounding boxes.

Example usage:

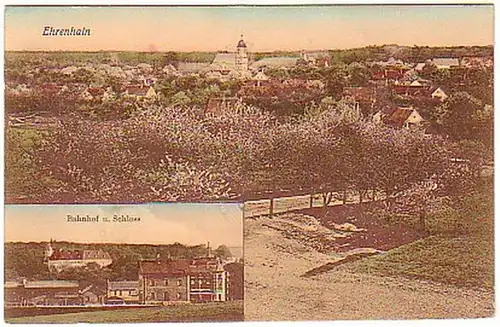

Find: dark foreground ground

[5,301,244,323]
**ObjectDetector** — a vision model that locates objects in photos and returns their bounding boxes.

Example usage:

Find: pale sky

[4,203,243,247]
[4,5,494,52]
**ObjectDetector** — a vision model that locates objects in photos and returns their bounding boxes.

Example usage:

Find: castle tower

[44,239,54,262]
[235,35,249,72]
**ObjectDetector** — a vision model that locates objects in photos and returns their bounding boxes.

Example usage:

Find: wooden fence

[243,190,383,218]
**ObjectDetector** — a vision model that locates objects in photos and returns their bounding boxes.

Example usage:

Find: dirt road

[244,215,495,321]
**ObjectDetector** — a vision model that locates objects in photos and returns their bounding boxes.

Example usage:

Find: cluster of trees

[5,242,234,281]
[6,102,488,209]
[327,45,493,65]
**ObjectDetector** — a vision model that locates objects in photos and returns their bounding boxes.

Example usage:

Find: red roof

[126,85,149,96]
[87,87,105,97]
[49,249,83,260]
[49,249,110,261]
[343,87,376,101]
[139,258,220,277]
[383,108,416,128]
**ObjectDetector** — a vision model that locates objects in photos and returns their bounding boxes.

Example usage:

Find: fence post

[269,198,274,217]
[310,193,314,208]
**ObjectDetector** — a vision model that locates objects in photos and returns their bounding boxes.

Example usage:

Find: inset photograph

[4,203,243,323]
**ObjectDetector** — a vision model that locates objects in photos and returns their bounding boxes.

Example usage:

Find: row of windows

[148,279,183,287]
[147,275,225,287]
[110,290,138,296]
[148,292,183,301]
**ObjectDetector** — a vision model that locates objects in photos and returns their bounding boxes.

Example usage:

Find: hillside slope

[244,213,494,321]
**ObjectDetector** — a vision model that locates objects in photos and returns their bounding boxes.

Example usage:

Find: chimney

[207,241,211,257]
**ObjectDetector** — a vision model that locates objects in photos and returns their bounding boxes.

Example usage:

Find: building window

[163,292,169,301]
[149,279,155,287]
[191,279,195,285]
[176,293,181,300]
[150,292,155,300]
[118,290,122,296]
[177,279,182,286]
[164,279,168,286]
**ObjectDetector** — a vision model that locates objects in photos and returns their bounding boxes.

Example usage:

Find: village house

[122,85,157,100]
[80,284,106,305]
[300,52,331,68]
[460,56,493,68]
[252,71,270,87]
[431,57,460,70]
[60,65,79,75]
[428,86,448,101]
[4,279,82,306]
[138,251,229,304]
[381,106,424,129]
[107,280,140,304]
[342,86,377,111]
[392,83,448,102]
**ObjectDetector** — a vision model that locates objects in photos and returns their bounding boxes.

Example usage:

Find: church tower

[235,35,249,72]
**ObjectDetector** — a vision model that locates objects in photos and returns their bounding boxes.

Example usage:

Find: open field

[6,301,243,323]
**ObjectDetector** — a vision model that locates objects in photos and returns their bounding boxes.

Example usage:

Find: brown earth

[298,201,426,251]
[244,214,494,321]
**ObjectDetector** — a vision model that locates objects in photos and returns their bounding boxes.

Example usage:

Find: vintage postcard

[2,3,496,323]
[3,203,244,323]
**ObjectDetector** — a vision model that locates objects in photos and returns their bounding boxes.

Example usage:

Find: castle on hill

[44,239,112,273]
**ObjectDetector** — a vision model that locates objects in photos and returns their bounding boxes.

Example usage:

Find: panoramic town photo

[4,203,244,323]
[3,4,495,322]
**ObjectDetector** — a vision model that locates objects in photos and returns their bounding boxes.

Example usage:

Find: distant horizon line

[4,44,494,54]
[5,240,243,248]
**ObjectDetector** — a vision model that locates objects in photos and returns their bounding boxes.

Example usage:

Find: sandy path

[244,216,494,321]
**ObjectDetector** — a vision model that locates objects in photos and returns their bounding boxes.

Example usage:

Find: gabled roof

[108,280,139,290]
[211,53,236,68]
[253,71,269,81]
[250,57,299,69]
[383,107,422,128]
[432,58,459,68]
[49,248,111,261]
[139,258,222,276]
[125,85,150,96]
[24,280,80,289]
[49,249,84,260]
[83,250,111,260]
[177,62,210,73]
[342,87,376,100]
[414,63,425,71]
[87,87,105,97]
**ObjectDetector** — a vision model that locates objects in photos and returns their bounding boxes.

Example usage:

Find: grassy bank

[6,301,244,323]
[340,179,494,290]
